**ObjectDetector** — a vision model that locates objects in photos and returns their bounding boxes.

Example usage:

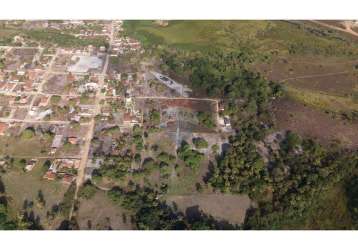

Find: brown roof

[62,174,75,184]
[43,171,56,181]
[0,122,8,135]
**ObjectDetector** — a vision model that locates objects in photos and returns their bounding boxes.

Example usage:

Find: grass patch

[286,85,358,113]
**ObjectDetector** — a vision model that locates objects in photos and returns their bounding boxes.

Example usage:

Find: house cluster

[111,37,142,55]
[0,66,45,93]
[50,132,81,155]
[0,47,48,93]
[111,21,142,55]
[217,101,232,132]
[122,90,141,127]
[43,158,79,184]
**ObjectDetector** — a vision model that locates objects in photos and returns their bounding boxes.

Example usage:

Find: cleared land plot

[43,74,72,94]
[285,73,357,97]
[286,85,358,113]
[2,161,68,229]
[166,193,252,225]
[52,53,72,72]
[273,97,358,148]
[0,129,52,157]
[3,48,38,70]
[77,191,133,230]
[124,20,269,51]
[12,107,29,120]
[255,56,358,96]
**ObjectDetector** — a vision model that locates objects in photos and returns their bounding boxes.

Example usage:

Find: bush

[78,182,97,200]
[177,141,204,169]
[192,137,208,149]
[21,127,35,139]
[197,111,216,129]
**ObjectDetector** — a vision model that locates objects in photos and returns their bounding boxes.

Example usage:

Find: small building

[51,134,63,148]
[43,171,56,181]
[62,174,75,184]
[0,122,8,136]
[25,159,38,172]
[67,137,78,145]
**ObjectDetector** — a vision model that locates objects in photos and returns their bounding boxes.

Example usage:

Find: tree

[177,141,204,169]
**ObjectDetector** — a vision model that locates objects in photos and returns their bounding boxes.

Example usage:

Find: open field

[165,193,252,225]
[124,20,269,51]
[77,191,133,230]
[2,160,69,229]
[273,96,358,148]
[0,132,52,157]
[285,85,358,113]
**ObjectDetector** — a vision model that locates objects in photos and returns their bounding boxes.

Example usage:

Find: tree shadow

[185,205,239,230]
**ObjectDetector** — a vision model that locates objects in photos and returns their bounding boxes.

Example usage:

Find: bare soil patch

[273,96,358,148]
[166,193,252,225]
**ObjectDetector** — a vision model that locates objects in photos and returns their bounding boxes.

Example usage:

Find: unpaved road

[311,20,358,38]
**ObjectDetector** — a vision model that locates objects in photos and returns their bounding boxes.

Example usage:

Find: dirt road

[69,22,114,219]
[311,20,358,38]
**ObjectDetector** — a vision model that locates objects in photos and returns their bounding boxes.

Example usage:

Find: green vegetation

[149,109,161,125]
[346,177,358,228]
[159,49,282,130]
[78,181,97,200]
[24,29,108,48]
[124,21,358,58]
[192,137,208,149]
[50,95,61,105]
[58,183,76,218]
[208,129,266,194]
[207,130,358,229]
[20,127,35,140]
[108,185,236,230]
[177,141,204,169]
[132,125,144,151]
[93,154,132,182]
[0,178,18,229]
[157,152,176,166]
[196,111,216,129]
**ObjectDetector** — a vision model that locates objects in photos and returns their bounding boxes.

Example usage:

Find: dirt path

[279,71,351,82]
[310,20,358,38]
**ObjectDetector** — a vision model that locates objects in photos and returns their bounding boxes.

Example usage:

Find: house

[123,112,140,127]
[51,134,63,148]
[38,96,49,107]
[0,122,8,136]
[25,159,38,172]
[62,174,75,184]
[67,137,78,145]
[43,171,56,181]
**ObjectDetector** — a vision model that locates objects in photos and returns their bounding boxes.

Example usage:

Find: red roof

[43,171,56,181]
[0,122,8,135]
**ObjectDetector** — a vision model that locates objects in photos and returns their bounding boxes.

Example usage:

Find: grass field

[273,96,358,148]
[2,159,68,229]
[165,193,252,225]
[0,133,52,157]
[124,20,269,51]
[124,21,358,58]
[77,191,133,230]
[285,85,358,113]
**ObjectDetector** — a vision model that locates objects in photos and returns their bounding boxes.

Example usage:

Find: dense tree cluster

[208,128,266,195]
[177,141,204,169]
[160,49,282,129]
[244,132,357,229]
